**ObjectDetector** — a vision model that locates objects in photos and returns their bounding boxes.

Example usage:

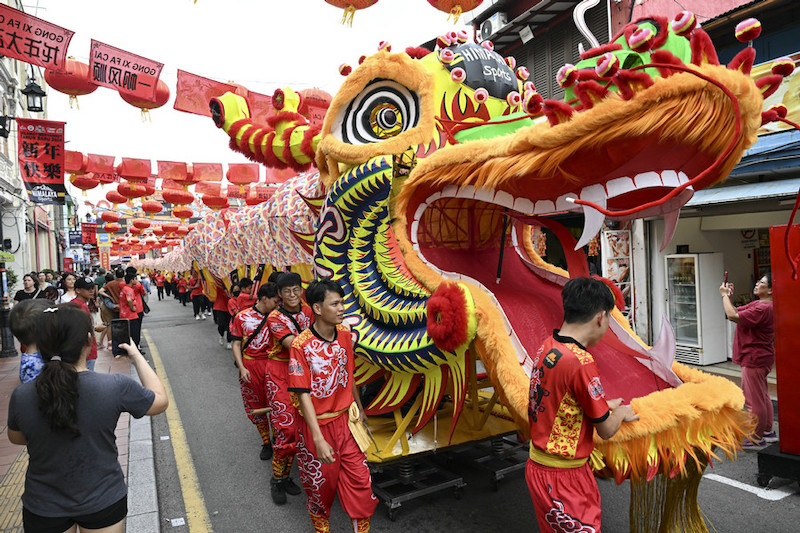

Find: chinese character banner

[0,5,73,71]
[89,39,163,100]
[18,118,66,205]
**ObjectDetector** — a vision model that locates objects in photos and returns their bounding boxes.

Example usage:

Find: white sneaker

[219,336,225,345]
[226,342,232,350]
[201,313,207,320]
[195,315,201,320]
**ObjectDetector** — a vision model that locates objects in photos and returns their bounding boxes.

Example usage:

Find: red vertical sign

[0,4,74,71]
[18,118,66,205]
[89,39,163,100]
[81,222,97,245]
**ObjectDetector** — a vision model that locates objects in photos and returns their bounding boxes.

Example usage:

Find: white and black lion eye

[333,80,419,145]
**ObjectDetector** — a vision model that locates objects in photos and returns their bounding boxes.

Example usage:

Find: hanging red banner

[86,153,118,184]
[89,39,163,100]
[247,90,273,121]
[18,118,66,205]
[81,222,97,245]
[195,182,221,196]
[0,5,74,72]
[191,162,223,182]
[174,70,239,117]
[99,248,110,270]
[227,184,250,199]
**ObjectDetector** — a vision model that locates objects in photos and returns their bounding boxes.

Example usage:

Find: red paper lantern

[157,239,168,247]
[69,173,100,193]
[65,151,88,174]
[44,58,98,108]
[162,222,180,234]
[426,0,483,23]
[100,211,121,224]
[141,199,163,215]
[104,223,122,233]
[324,0,379,24]
[120,79,170,119]
[152,226,165,237]
[106,190,127,205]
[175,226,190,237]
[172,206,193,221]
[162,189,195,206]
[118,180,155,199]
[202,195,229,210]
[132,218,151,230]
[129,227,143,235]
[129,238,141,245]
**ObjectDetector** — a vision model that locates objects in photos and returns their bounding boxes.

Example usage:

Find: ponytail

[35,304,92,438]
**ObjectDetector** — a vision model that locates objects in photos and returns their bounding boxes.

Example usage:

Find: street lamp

[21,78,46,113]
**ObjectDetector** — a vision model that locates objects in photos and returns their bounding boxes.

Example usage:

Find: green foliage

[6,267,17,291]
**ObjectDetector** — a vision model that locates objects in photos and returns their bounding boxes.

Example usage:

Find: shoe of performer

[201,313,207,320]
[742,436,766,449]
[260,443,273,461]
[226,341,232,350]
[282,477,302,496]
[270,478,287,505]
[219,336,225,346]
[195,315,201,320]
[763,430,779,443]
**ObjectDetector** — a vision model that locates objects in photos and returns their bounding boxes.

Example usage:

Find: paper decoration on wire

[0,4,73,72]
[89,39,163,100]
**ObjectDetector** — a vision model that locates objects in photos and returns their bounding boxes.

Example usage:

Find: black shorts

[23,496,127,533]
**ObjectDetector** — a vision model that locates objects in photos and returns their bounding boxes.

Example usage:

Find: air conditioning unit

[480,12,508,42]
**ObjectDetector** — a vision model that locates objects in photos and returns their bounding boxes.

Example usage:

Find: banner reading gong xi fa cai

[0,4,73,72]
[18,118,66,205]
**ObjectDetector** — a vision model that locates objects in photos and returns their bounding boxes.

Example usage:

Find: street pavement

[143,296,800,532]
[1,294,798,532]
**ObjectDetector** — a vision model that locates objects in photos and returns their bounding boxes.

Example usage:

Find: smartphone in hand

[110,319,131,353]
[723,271,728,284]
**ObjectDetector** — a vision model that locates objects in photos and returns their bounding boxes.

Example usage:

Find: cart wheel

[388,508,397,522]
[453,486,464,500]
[756,474,771,488]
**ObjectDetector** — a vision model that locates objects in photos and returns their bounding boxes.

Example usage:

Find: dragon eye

[334,80,419,144]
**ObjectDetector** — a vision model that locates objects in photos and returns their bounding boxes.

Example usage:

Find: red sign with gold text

[89,39,163,100]
[0,4,73,72]
[81,222,97,245]
[18,118,66,205]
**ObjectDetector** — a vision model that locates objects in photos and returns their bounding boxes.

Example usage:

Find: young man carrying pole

[230,283,281,462]
[289,278,377,533]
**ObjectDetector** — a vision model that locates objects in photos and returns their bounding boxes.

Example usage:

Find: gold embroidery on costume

[546,392,584,459]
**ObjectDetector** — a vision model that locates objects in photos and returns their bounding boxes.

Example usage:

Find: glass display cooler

[665,253,727,365]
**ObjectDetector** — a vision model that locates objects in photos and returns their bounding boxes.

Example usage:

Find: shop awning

[729,130,800,176]
[687,177,800,207]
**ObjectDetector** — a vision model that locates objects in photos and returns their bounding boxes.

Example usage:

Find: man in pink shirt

[121,272,145,353]
[72,276,99,371]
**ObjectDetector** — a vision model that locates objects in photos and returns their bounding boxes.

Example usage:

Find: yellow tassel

[448,6,463,24]
[341,5,356,27]
[69,95,79,110]
[141,109,151,123]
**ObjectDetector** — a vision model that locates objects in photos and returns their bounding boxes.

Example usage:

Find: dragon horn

[210,88,322,172]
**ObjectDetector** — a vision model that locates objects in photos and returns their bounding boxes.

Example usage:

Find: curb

[126,365,160,532]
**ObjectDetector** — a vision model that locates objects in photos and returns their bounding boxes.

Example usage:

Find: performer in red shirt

[189,273,206,320]
[71,276,98,371]
[176,276,188,307]
[230,283,281,463]
[265,272,313,504]
[289,278,376,533]
[154,273,166,301]
[212,283,232,349]
[526,277,638,533]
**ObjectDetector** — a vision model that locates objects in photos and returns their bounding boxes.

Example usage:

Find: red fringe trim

[280,126,312,172]
[266,111,307,129]
[426,280,470,352]
[300,125,321,160]
[261,132,283,168]
[573,81,608,110]
[756,74,784,99]
[542,99,574,126]
[250,129,269,164]
[580,42,623,61]
[727,47,756,74]
[238,126,258,158]
[690,29,719,66]
[405,46,432,59]
[649,50,685,77]
[612,70,654,100]
[648,16,670,50]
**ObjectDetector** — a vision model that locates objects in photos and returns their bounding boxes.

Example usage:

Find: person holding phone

[720,273,776,447]
[120,273,144,353]
[6,304,168,533]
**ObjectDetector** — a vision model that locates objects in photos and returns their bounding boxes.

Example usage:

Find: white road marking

[704,473,796,501]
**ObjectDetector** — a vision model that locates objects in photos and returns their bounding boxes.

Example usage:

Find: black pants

[192,294,204,316]
[131,314,143,347]
[179,292,188,305]
[156,286,164,300]
[203,295,212,313]
[165,283,172,296]
[215,310,232,340]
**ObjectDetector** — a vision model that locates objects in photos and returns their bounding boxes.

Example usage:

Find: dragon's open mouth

[405,166,692,402]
